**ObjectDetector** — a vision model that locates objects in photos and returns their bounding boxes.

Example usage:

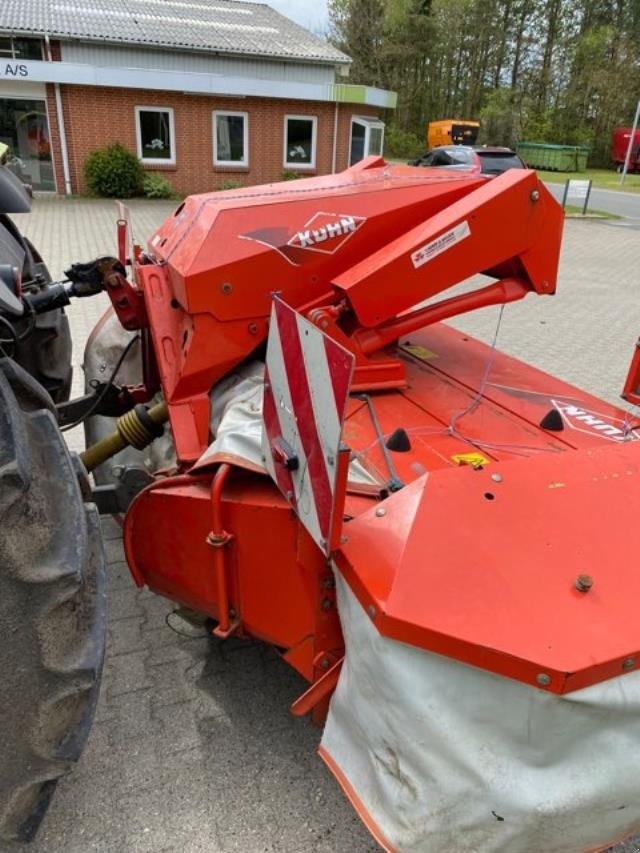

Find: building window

[0,37,43,60]
[135,106,175,164]
[0,98,55,191]
[284,115,317,169]
[213,111,248,167]
[349,117,385,166]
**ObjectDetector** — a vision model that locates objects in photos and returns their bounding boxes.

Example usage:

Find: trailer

[612,126,640,172]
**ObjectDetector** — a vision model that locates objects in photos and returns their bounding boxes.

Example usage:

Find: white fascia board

[0,58,328,100]
[0,59,395,108]
[362,87,398,109]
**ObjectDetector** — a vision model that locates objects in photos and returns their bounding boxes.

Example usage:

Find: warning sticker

[401,344,439,361]
[411,221,471,269]
[451,452,490,468]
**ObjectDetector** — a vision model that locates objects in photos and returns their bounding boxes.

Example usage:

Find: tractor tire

[0,358,106,844]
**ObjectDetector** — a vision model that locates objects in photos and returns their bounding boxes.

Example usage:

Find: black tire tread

[0,358,106,844]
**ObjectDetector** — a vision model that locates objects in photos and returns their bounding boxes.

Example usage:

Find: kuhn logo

[552,400,639,441]
[287,212,366,254]
[240,212,366,266]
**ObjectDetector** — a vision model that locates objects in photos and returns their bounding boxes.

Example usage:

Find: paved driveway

[9,197,640,853]
[545,180,640,226]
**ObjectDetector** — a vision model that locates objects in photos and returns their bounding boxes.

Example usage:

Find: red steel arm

[353,278,530,355]
[330,169,563,333]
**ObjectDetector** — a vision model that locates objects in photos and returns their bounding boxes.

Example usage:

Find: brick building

[0,0,396,196]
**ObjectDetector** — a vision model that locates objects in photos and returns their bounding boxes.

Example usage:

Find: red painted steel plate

[336,323,640,693]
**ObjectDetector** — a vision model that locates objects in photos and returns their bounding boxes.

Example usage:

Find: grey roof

[0,0,350,65]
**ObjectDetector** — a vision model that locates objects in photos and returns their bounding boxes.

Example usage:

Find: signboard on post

[561,179,592,215]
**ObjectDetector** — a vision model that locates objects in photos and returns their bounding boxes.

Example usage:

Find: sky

[258,0,330,36]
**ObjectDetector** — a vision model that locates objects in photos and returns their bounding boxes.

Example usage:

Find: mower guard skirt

[321,573,640,853]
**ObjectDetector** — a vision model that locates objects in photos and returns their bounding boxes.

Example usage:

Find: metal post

[620,99,640,186]
[562,181,569,210]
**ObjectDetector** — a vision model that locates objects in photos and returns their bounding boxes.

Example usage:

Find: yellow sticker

[451,452,490,469]
[401,344,439,361]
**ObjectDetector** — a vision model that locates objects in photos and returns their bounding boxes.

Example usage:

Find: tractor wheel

[0,358,106,844]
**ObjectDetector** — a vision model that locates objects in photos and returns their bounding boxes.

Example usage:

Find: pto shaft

[80,401,168,472]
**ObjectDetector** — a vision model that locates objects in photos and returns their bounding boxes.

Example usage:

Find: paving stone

[107,614,147,656]
[106,648,153,697]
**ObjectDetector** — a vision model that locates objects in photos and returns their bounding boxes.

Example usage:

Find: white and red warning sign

[262,297,355,555]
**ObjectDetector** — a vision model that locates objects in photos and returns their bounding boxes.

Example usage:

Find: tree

[328,0,387,86]
[328,0,640,165]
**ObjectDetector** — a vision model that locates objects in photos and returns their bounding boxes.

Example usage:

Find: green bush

[218,178,243,191]
[384,125,425,160]
[281,170,300,181]
[84,143,143,197]
[142,172,174,199]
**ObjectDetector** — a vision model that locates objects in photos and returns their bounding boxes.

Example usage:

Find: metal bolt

[340,535,348,545]
[322,576,335,589]
[375,507,386,517]
[221,282,233,294]
[575,574,593,592]
[536,673,551,686]
[248,323,258,335]
[321,598,333,611]
[327,455,335,466]
[321,320,329,329]
[491,473,503,483]
[623,658,635,670]
[367,604,377,619]
[319,658,330,669]
[229,608,237,619]
[530,189,540,202]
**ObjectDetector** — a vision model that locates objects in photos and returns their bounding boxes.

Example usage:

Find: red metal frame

[103,268,148,332]
[117,218,127,268]
[116,162,561,465]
